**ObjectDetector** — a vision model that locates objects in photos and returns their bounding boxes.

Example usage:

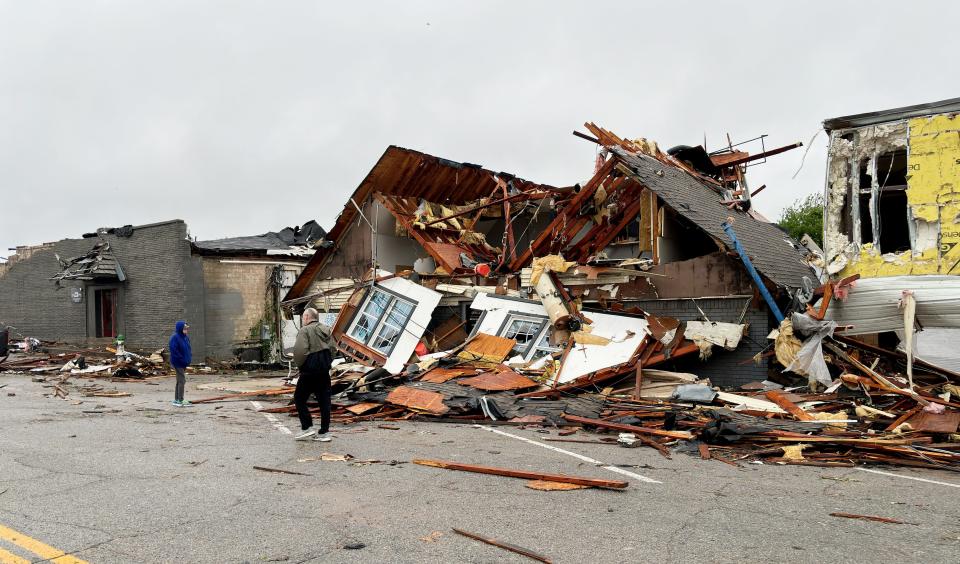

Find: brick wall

[201,259,273,359]
[619,296,772,389]
[0,221,193,351]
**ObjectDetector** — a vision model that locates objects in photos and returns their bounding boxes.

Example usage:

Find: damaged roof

[284,146,560,301]
[823,96,960,132]
[612,147,815,290]
[193,220,324,256]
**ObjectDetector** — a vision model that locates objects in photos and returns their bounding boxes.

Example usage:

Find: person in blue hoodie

[169,320,192,406]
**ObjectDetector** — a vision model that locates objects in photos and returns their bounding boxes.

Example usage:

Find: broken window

[878,188,911,253]
[94,288,118,338]
[347,287,416,355]
[496,313,559,360]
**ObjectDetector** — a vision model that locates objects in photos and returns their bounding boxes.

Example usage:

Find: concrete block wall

[0,220,194,351]
[201,260,273,359]
[622,296,771,389]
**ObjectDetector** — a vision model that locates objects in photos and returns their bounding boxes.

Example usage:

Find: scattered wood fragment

[764,390,813,421]
[253,465,311,476]
[413,459,628,490]
[698,443,712,460]
[377,424,401,430]
[458,368,539,391]
[829,512,915,525]
[525,480,589,491]
[194,388,294,404]
[562,413,693,440]
[452,528,552,563]
[345,402,381,415]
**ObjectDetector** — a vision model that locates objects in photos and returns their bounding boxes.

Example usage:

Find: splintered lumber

[525,480,589,491]
[829,512,914,525]
[413,459,628,490]
[698,443,712,460]
[386,386,448,415]
[345,402,382,415]
[562,413,694,440]
[193,387,294,404]
[764,390,813,421]
[452,528,552,563]
[775,436,918,446]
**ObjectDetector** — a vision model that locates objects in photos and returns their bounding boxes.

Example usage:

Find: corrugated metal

[824,275,960,334]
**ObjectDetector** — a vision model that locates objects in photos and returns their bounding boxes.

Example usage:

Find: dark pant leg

[316,370,332,434]
[174,367,186,401]
[293,372,314,430]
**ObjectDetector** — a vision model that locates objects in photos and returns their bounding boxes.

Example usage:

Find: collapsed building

[821,98,960,370]
[0,220,323,362]
[282,124,816,389]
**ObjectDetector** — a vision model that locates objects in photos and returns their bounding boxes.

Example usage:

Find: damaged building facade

[822,98,960,370]
[283,124,816,388]
[0,220,323,363]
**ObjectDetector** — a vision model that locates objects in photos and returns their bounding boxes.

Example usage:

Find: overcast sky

[2,1,959,257]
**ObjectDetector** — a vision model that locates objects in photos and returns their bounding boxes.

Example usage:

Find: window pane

[505,319,539,345]
[350,312,377,343]
[371,324,400,354]
[363,290,390,317]
[385,299,414,328]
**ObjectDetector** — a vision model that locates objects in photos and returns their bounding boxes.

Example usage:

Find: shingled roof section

[612,147,815,290]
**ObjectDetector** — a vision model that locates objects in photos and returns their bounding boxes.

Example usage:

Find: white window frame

[498,312,558,361]
[347,286,417,356]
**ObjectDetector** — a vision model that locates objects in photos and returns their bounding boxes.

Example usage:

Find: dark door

[94,288,119,338]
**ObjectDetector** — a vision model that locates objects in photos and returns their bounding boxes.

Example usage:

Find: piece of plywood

[386,386,449,415]
[904,410,960,433]
[458,333,517,363]
[345,402,382,415]
[419,367,480,383]
[458,369,539,391]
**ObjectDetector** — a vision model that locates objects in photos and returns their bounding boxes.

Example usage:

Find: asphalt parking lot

[2,373,959,563]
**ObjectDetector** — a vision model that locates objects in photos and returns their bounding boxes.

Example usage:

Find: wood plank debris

[412,459,629,490]
[386,386,449,415]
[252,466,311,476]
[829,512,916,525]
[451,528,552,563]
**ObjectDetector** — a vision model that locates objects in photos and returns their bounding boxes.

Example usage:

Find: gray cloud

[2,1,958,255]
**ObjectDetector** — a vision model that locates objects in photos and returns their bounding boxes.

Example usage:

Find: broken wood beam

[764,390,813,421]
[829,512,915,525]
[193,388,294,404]
[452,528,552,563]
[412,459,628,490]
[252,465,311,476]
[561,413,693,440]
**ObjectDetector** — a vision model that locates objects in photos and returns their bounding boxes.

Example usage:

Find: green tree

[778,193,823,248]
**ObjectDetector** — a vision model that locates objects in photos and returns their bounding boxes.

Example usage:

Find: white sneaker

[313,433,333,442]
[294,427,316,440]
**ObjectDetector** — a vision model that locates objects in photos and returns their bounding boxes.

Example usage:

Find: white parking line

[250,400,293,435]
[855,467,960,489]
[479,426,661,484]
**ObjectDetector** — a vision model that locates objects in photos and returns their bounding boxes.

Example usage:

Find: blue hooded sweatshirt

[169,320,192,368]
